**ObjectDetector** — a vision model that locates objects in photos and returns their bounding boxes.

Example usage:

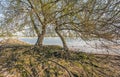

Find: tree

[1,0,120,51]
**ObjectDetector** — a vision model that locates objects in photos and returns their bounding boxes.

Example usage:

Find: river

[0,37,120,55]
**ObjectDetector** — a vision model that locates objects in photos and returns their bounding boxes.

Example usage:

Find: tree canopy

[0,0,120,50]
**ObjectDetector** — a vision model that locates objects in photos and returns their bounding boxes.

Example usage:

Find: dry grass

[0,39,120,77]
[0,38,29,46]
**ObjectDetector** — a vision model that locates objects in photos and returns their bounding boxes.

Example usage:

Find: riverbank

[0,37,120,55]
[0,39,120,77]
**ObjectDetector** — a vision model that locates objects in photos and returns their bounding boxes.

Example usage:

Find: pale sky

[0,0,7,19]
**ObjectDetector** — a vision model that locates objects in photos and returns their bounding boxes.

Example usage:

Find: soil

[0,39,120,77]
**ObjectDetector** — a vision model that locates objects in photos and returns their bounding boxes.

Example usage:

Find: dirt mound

[0,38,29,46]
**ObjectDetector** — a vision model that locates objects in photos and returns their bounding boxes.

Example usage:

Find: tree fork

[35,25,46,46]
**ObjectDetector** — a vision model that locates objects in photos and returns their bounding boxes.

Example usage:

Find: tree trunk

[36,25,46,46]
[55,27,69,51]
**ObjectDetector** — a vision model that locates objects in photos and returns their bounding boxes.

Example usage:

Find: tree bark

[35,25,46,46]
[55,27,69,51]
[29,12,46,46]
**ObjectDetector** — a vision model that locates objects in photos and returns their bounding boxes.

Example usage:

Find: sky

[0,6,3,18]
[0,1,3,20]
[0,0,8,19]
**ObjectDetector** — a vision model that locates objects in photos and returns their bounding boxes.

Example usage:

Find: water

[19,37,63,46]
[19,37,120,55]
[0,37,120,55]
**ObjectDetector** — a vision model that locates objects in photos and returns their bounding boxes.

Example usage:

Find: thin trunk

[28,0,46,46]
[55,27,69,51]
[29,12,40,36]
[36,25,46,46]
[29,12,44,46]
